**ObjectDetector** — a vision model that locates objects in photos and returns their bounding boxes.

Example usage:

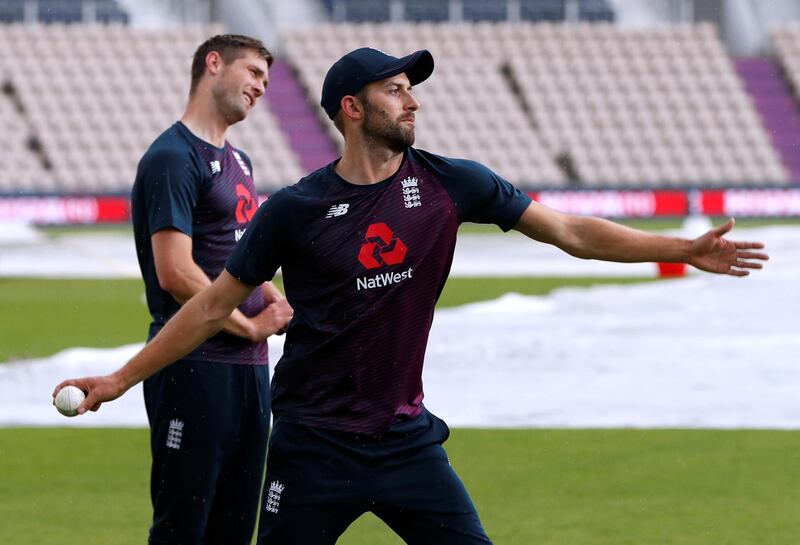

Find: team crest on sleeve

[401,177,421,208]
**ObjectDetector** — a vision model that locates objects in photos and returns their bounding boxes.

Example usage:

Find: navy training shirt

[226,147,532,432]
[132,121,268,366]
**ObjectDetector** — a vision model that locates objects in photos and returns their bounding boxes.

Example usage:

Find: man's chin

[225,108,248,125]
[396,129,415,149]
[387,137,413,153]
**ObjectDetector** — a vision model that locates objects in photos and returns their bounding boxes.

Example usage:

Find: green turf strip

[438,276,657,308]
[0,428,797,545]
[0,276,658,362]
[0,278,151,362]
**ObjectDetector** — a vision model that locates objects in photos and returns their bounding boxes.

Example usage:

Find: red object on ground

[657,262,687,277]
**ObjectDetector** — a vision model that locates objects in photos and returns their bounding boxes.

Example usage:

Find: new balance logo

[325,203,350,218]
[209,160,221,174]
[401,177,421,208]
[265,481,285,514]
[166,419,184,450]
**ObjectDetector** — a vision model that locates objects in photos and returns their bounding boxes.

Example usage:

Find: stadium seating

[0,24,303,193]
[772,25,800,92]
[0,0,23,23]
[0,0,129,24]
[0,81,57,192]
[282,22,789,187]
[0,19,791,194]
[321,0,614,23]
[767,24,800,181]
[282,23,568,187]
[510,23,787,186]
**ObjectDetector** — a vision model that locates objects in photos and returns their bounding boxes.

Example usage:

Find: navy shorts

[256,409,493,545]
[143,359,270,545]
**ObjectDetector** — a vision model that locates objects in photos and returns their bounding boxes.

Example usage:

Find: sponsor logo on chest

[355,222,414,291]
[232,183,257,240]
[356,267,414,291]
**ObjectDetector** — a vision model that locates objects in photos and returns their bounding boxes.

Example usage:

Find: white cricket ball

[54,385,85,417]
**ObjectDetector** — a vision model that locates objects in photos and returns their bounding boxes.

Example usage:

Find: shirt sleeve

[225,188,295,286]
[436,156,532,231]
[138,147,201,236]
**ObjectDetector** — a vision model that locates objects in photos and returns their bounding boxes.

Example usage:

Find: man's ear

[341,95,364,122]
[205,51,223,76]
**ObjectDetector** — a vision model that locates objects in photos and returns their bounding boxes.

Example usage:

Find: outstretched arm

[513,201,768,276]
[52,271,256,414]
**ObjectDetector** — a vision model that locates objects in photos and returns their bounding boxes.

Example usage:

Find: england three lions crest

[401,177,421,208]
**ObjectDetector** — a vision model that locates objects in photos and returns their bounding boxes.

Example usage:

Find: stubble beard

[361,101,415,153]
[212,82,248,126]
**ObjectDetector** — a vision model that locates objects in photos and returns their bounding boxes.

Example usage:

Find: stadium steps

[735,58,800,183]
[498,62,578,185]
[0,79,52,176]
[264,59,338,174]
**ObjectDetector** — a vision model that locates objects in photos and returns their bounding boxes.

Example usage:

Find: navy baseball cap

[321,47,434,119]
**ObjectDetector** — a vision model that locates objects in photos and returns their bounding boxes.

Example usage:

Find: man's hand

[688,219,769,276]
[52,374,127,415]
[251,297,293,338]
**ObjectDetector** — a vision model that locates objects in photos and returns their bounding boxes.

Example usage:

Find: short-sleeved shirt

[226,147,531,431]
[132,121,268,365]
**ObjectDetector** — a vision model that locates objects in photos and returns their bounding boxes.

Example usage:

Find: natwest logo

[235,184,257,223]
[357,222,407,269]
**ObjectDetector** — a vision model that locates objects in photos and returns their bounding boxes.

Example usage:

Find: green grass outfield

[1,428,798,545]
[0,276,658,362]
[3,220,798,543]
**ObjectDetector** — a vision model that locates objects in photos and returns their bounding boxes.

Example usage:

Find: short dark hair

[332,87,368,135]
[190,34,273,94]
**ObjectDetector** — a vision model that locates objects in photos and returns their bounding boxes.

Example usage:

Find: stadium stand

[0,0,23,23]
[0,9,793,194]
[0,0,129,24]
[0,79,57,192]
[0,23,303,193]
[765,24,800,182]
[282,23,568,187]
[322,0,614,23]
[282,22,789,187]
[510,23,788,186]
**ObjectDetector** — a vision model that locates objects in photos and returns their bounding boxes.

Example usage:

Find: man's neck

[180,96,229,148]
[335,139,405,185]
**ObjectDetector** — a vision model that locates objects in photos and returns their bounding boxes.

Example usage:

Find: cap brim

[378,50,434,86]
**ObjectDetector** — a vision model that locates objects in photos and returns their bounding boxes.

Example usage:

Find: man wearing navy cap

[56,47,768,544]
